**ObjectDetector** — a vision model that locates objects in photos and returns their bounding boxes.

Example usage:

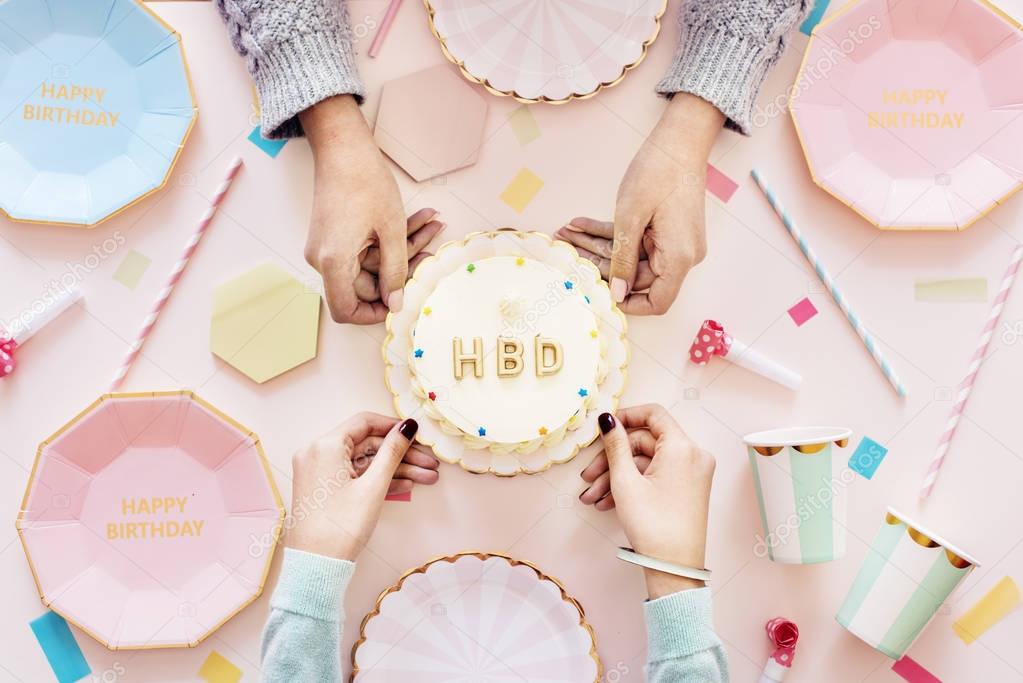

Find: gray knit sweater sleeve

[657,0,812,135]
[215,0,365,139]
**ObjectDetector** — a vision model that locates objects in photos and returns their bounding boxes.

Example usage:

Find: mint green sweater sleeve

[261,548,355,682]
[261,550,727,682]
[645,588,729,682]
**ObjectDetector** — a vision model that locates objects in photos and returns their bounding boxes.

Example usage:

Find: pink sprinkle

[788,297,819,327]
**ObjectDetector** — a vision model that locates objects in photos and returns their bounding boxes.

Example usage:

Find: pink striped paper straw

[109,157,244,391]
[921,243,1023,499]
[368,0,403,58]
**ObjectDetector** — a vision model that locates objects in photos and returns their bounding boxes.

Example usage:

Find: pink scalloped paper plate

[16,391,285,650]
[351,552,601,682]
[791,0,1023,230]
[382,230,629,476]
[425,0,667,103]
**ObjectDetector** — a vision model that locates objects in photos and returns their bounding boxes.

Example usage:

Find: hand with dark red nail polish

[288,412,438,561]
[580,404,716,599]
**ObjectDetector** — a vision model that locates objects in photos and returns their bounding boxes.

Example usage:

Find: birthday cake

[408,255,608,454]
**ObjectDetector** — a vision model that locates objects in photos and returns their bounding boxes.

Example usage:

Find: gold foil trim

[349,551,602,682]
[793,443,828,454]
[753,446,783,456]
[423,0,668,105]
[884,510,974,569]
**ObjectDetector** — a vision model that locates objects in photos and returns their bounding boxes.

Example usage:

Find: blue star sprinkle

[584,295,591,304]
[563,280,574,290]
[414,348,424,358]
[578,388,588,397]
[477,427,487,437]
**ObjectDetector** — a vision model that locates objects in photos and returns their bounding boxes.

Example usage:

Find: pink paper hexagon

[374,64,489,182]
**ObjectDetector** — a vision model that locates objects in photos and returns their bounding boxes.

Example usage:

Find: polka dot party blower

[1,283,84,378]
[689,320,802,390]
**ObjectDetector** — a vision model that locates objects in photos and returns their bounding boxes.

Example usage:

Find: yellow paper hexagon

[211,263,321,383]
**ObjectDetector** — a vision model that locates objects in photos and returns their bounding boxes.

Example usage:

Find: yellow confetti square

[112,250,151,290]
[507,105,540,145]
[199,651,242,683]
[500,168,543,214]
[953,576,1021,644]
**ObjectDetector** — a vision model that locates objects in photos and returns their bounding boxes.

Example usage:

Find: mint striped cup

[744,427,852,564]
[837,508,979,659]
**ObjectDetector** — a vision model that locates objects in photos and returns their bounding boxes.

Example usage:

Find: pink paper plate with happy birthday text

[17,391,285,649]
[352,552,601,682]
[791,0,1023,230]
[426,0,667,103]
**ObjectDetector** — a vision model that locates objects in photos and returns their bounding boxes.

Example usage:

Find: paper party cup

[837,508,979,659]
[744,427,852,564]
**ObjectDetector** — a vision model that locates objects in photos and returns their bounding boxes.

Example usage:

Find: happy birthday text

[106,496,205,540]
[867,89,964,129]
[23,82,120,128]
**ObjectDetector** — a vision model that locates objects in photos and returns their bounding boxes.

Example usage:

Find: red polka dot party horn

[688,320,801,390]
[1,283,83,379]
[760,617,799,682]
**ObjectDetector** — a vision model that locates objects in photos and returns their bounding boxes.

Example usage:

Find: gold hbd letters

[23,81,120,128]
[867,89,964,129]
[106,496,205,540]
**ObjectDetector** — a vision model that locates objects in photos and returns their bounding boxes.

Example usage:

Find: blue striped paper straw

[751,169,908,397]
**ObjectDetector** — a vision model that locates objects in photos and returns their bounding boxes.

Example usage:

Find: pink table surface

[3,1,1023,681]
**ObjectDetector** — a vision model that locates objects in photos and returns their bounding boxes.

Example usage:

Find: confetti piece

[199,651,242,683]
[953,576,1021,644]
[787,297,818,326]
[800,0,831,35]
[849,436,888,480]
[892,655,942,683]
[386,491,412,502]
[247,125,287,158]
[112,249,151,290]
[914,278,987,303]
[30,611,91,683]
[508,105,540,145]
[500,168,544,213]
[706,163,739,202]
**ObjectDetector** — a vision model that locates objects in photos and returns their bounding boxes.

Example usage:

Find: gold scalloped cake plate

[351,552,601,682]
[425,0,667,103]
[382,230,629,476]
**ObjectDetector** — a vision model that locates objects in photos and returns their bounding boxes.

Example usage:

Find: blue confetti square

[247,125,287,158]
[30,611,91,683]
[799,0,831,36]
[849,436,888,480]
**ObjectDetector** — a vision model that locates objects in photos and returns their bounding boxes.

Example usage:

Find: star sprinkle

[477,427,487,437]
[515,257,525,266]
[563,280,574,290]
[466,263,476,273]
[589,329,598,339]
[428,391,437,401]
[414,348,424,358]
[584,295,590,304]
[538,426,548,436]
[423,306,432,316]
[578,388,588,397]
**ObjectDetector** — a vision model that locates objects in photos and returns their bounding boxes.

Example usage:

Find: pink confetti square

[788,297,818,326]
[706,163,739,203]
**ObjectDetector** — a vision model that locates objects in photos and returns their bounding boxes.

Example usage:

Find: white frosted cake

[409,255,608,453]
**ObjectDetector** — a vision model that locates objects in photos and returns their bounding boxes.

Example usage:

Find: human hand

[580,405,715,598]
[287,413,439,561]
[557,93,724,315]
[300,95,444,324]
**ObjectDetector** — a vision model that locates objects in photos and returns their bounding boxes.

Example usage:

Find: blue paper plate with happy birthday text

[0,0,196,227]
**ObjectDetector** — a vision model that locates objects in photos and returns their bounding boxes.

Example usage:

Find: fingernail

[578,488,588,500]
[561,223,584,232]
[610,278,627,303]
[436,222,447,233]
[398,418,418,440]
[387,289,404,313]
[428,210,441,222]
[598,412,615,434]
